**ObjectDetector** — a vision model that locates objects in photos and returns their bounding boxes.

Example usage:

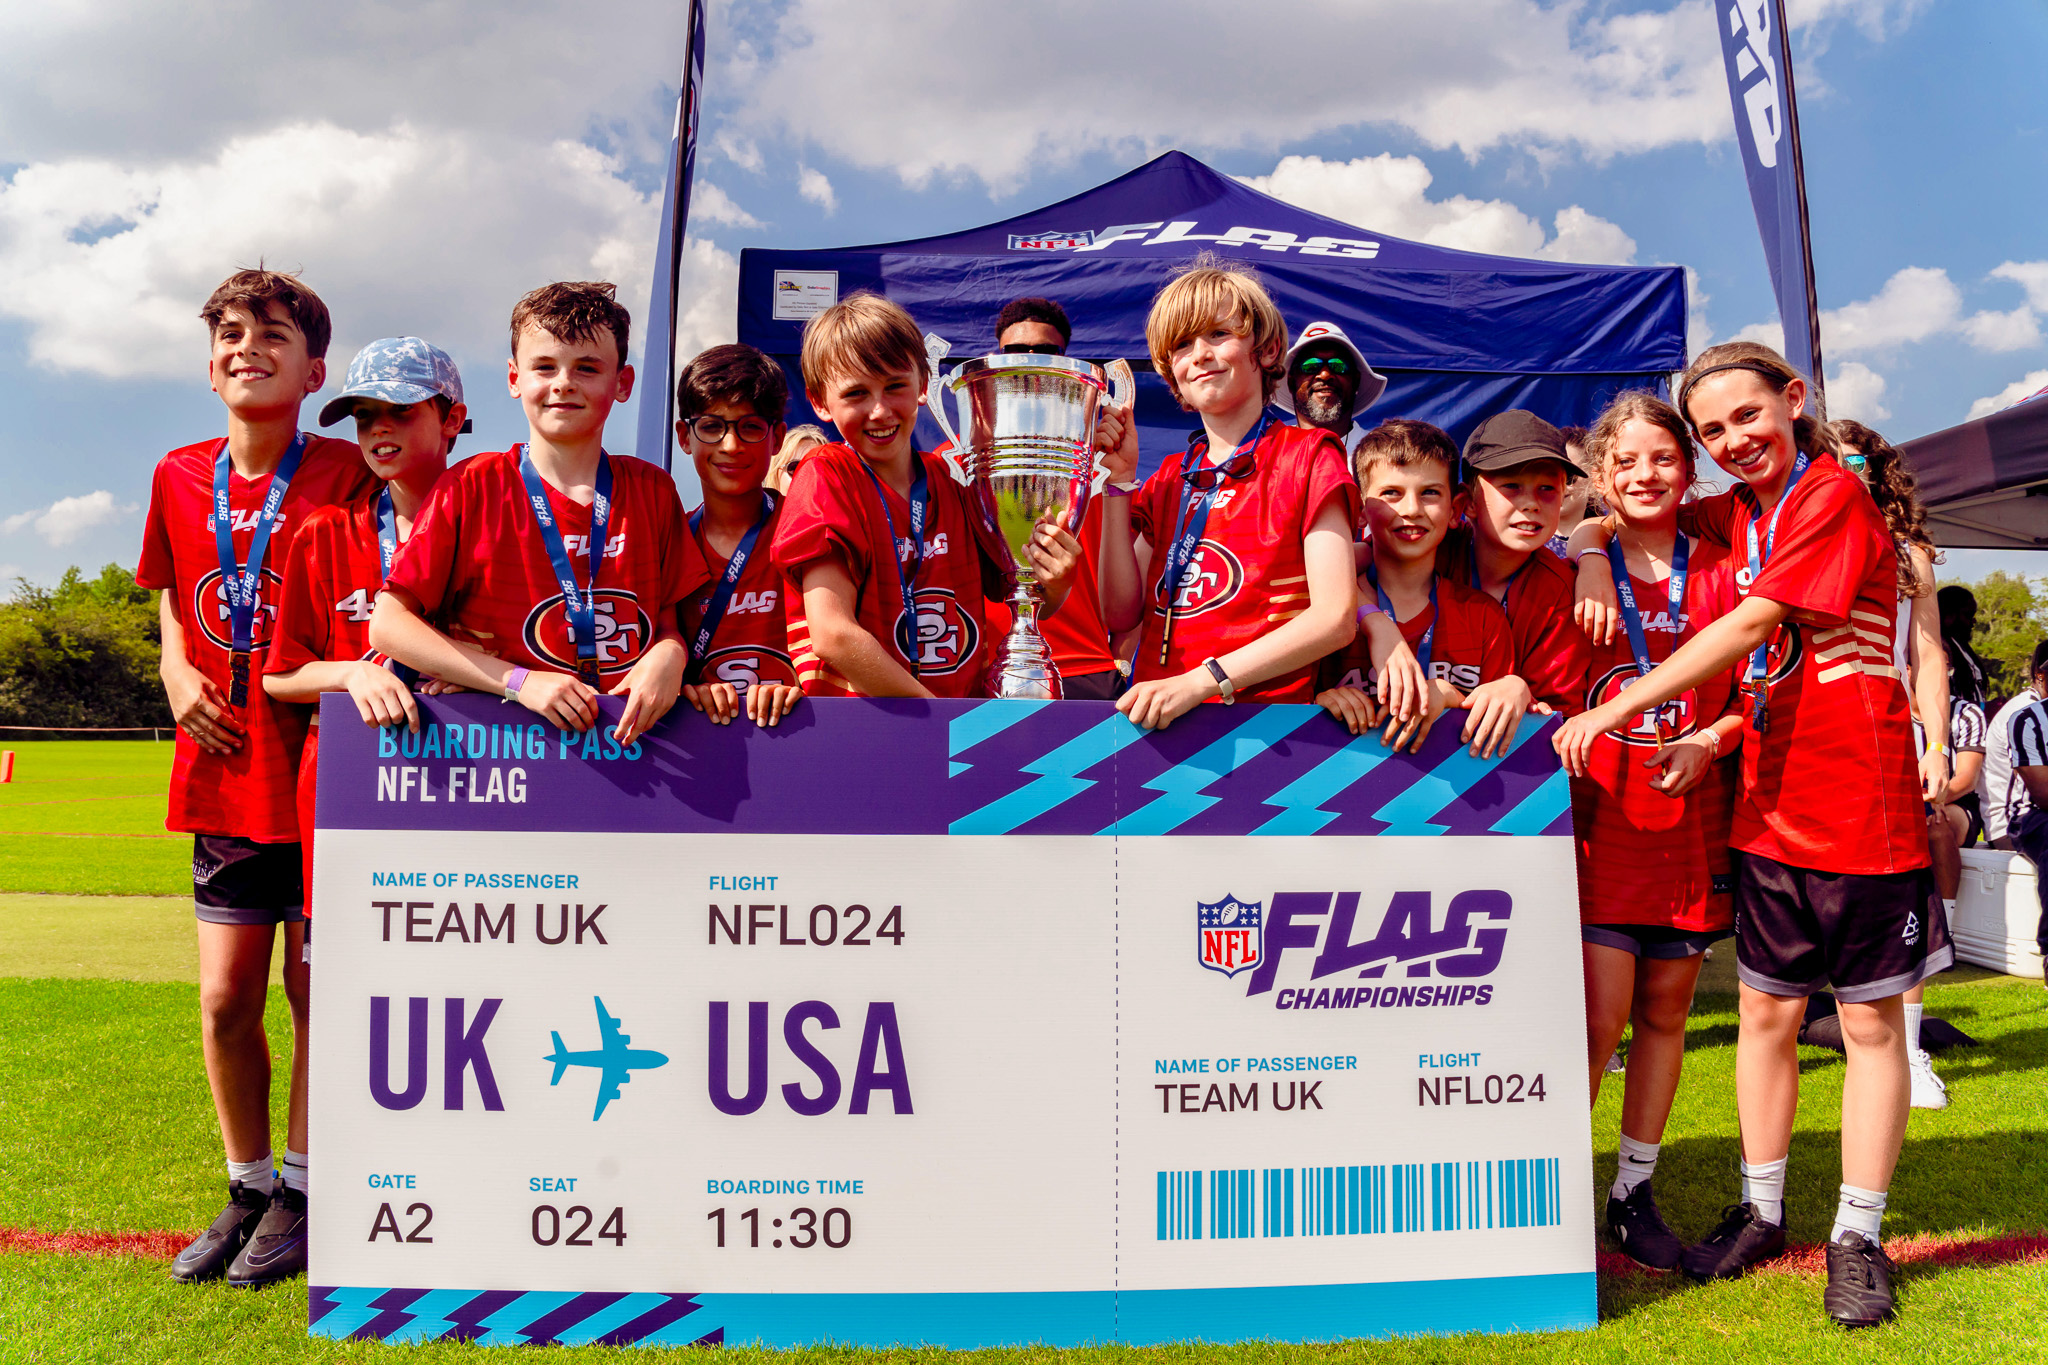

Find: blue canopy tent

[734,151,1686,478]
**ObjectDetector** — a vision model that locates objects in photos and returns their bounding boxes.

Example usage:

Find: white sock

[281,1149,309,1194]
[227,1153,275,1196]
[1740,1156,1787,1227]
[1831,1183,1887,1245]
[1611,1133,1660,1199]
[1905,1002,1925,1055]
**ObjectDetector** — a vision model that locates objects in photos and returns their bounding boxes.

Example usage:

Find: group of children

[144,257,1949,1329]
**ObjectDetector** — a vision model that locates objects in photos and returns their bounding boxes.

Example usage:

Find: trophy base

[986,602,1063,700]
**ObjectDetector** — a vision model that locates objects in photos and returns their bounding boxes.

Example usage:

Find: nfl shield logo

[1007,230,1095,251]
[1197,895,1263,979]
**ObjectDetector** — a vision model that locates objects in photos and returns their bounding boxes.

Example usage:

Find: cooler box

[1954,849,2047,978]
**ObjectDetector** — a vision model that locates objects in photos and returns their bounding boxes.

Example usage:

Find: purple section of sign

[316,694,1570,837]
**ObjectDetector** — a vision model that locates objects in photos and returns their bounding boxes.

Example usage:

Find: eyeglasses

[1000,342,1064,355]
[687,415,773,445]
[1295,356,1351,378]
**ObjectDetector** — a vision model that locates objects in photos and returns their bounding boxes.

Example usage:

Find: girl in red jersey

[1566,392,1743,1271]
[1097,257,1360,728]
[1558,343,1951,1328]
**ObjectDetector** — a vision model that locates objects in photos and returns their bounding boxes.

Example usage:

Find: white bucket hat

[1273,320,1387,419]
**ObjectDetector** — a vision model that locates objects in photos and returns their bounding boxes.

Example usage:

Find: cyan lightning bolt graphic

[945,699,1051,779]
[1254,730,1390,835]
[950,711,1149,834]
[1109,707,1317,835]
[473,1292,581,1347]
[384,1290,486,1344]
[1372,715,1545,836]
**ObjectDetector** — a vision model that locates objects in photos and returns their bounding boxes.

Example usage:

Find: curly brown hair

[1582,390,1694,489]
[1831,418,1936,598]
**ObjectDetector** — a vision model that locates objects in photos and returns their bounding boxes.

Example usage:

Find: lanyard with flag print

[1157,413,1267,664]
[1605,532,1688,746]
[374,486,419,687]
[685,492,776,683]
[1741,452,1810,732]
[1467,541,1526,616]
[861,460,929,677]
[517,445,613,686]
[1366,563,1435,678]
[211,433,306,705]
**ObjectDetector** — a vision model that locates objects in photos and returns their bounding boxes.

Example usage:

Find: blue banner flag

[1717,0,1824,393]
[636,0,707,473]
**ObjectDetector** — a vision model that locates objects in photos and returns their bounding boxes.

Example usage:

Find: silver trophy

[925,334,1135,699]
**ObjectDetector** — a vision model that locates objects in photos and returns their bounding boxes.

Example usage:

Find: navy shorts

[1731,849,1952,1003]
[193,835,304,926]
[1059,669,1123,702]
[1582,923,1727,960]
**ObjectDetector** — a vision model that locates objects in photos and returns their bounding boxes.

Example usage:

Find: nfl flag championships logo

[1197,896,1263,978]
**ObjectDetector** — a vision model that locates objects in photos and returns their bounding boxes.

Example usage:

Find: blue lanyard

[1741,452,1810,728]
[1467,541,1525,614]
[211,433,306,705]
[1366,564,1436,676]
[517,445,613,685]
[375,486,419,687]
[861,460,930,677]
[1606,534,1688,740]
[1157,414,1267,662]
[686,492,776,683]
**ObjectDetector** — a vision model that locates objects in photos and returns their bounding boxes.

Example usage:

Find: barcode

[1156,1158,1560,1240]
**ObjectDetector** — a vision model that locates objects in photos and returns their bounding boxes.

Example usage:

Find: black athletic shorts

[1731,849,1952,1003]
[1060,669,1123,702]
[1582,923,1727,960]
[193,835,304,926]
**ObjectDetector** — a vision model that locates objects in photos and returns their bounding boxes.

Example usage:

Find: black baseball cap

[1461,410,1586,478]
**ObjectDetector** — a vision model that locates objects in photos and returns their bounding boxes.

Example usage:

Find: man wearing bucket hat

[1275,321,1388,453]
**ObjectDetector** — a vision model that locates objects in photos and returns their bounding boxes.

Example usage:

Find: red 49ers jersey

[386,448,705,685]
[772,443,1002,698]
[1317,573,1514,696]
[1569,537,1741,931]
[1683,458,1925,875]
[137,433,375,841]
[1129,424,1359,703]
[267,496,395,677]
[683,497,797,692]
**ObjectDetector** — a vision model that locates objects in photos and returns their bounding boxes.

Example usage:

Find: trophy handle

[922,332,973,487]
[1087,358,1138,497]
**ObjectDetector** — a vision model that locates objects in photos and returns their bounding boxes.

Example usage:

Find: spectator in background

[1274,321,1387,454]
[2002,688,2048,970]
[767,424,828,497]
[1939,584,1988,709]
[1983,643,2048,849]
[1549,425,1596,558]
[996,296,1071,354]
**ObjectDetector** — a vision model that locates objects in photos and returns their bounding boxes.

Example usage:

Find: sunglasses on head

[1181,448,1259,492]
[1001,342,1064,355]
[1295,355,1351,377]
[1841,453,1870,474]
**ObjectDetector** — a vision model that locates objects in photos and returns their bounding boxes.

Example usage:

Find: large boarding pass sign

[309,694,1594,1348]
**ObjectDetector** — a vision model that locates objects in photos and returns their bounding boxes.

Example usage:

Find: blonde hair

[800,291,928,397]
[768,424,828,495]
[1584,390,1694,488]
[1144,253,1288,409]
[1677,341,1832,459]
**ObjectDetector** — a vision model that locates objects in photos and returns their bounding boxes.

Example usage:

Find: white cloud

[1960,305,2042,353]
[693,182,761,229]
[1241,155,1636,264]
[714,131,765,174]
[1823,266,1961,352]
[1683,266,1714,355]
[2,490,135,546]
[1824,361,1890,422]
[1786,0,1933,39]
[1990,261,2048,312]
[1967,370,2048,422]
[796,166,837,216]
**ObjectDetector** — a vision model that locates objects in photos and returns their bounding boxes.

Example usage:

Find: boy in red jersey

[1317,420,1513,747]
[1440,411,1591,717]
[1096,256,1359,729]
[137,269,374,1286]
[673,343,801,726]
[371,282,703,745]
[773,292,1082,698]
[1557,343,1952,1329]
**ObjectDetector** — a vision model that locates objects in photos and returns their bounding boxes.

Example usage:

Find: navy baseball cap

[318,336,470,430]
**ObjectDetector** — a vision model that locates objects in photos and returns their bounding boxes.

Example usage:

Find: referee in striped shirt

[2003,672,2048,967]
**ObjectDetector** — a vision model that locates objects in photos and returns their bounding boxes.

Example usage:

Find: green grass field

[0,739,187,895]
[3,742,2046,1360]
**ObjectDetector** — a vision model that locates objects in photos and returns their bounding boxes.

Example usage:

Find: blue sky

[2,0,2044,586]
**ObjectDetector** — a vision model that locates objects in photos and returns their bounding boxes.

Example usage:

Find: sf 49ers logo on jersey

[335,587,377,623]
[1154,539,1244,618]
[1588,665,1698,747]
[192,568,283,650]
[521,591,654,676]
[700,644,798,693]
[892,587,981,676]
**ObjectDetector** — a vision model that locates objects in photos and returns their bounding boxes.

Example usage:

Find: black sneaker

[1680,1201,1787,1281]
[170,1180,269,1283]
[226,1183,307,1288]
[1824,1231,1898,1328]
[1605,1179,1686,1270]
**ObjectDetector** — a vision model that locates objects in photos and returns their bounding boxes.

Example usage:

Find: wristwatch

[1203,657,1236,704]
[503,666,530,702]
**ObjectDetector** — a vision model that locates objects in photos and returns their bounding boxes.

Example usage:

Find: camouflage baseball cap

[318,336,466,428]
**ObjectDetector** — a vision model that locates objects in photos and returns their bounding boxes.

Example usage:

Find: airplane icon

[544,997,670,1120]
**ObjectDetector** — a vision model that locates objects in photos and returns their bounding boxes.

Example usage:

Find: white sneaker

[1909,1047,1949,1109]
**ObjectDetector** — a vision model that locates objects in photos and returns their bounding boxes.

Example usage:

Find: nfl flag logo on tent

[1008,230,1095,251]
[1197,896,1263,979]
